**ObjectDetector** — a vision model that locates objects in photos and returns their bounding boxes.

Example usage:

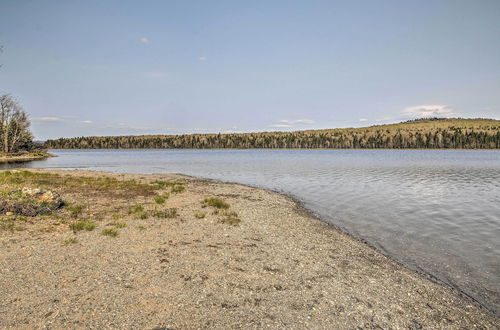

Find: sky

[0,0,499,140]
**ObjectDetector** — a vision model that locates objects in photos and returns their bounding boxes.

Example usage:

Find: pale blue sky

[1,0,499,139]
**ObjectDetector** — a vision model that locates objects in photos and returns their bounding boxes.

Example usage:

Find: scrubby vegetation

[220,211,241,225]
[153,208,178,218]
[70,220,96,232]
[154,195,167,205]
[0,171,160,233]
[0,170,242,239]
[194,211,206,219]
[201,197,241,225]
[0,170,156,198]
[101,228,118,237]
[61,237,78,245]
[0,187,63,216]
[66,204,84,217]
[45,118,500,149]
[202,197,230,209]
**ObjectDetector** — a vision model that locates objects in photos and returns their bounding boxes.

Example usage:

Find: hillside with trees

[45,118,500,150]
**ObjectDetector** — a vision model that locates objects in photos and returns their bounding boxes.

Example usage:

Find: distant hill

[45,118,500,149]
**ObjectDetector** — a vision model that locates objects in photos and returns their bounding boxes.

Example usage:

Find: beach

[0,169,497,329]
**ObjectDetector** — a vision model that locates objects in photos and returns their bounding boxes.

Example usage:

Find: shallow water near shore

[3,149,499,314]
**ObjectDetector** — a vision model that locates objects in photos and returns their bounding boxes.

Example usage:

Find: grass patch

[153,208,178,218]
[171,184,185,193]
[130,204,144,214]
[0,170,156,198]
[0,221,15,231]
[112,222,127,228]
[220,211,241,225]
[66,204,84,218]
[194,211,206,219]
[39,227,56,233]
[112,214,124,220]
[136,211,149,220]
[202,197,230,209]
[154,194,168,205]
[70,220,96,232]
[152,180,184,190]
[152,180,186,194]
[101,228,118,237]
[61,237,78,245]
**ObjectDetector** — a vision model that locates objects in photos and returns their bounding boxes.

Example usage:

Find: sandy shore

[0,169,497,329]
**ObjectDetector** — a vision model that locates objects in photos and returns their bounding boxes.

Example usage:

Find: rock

[20,187,63,208]
[0,188,64,217]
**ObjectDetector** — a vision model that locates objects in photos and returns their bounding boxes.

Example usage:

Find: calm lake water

[3,149,500,314]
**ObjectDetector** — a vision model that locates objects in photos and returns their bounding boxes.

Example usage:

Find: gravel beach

[0,169,497,329]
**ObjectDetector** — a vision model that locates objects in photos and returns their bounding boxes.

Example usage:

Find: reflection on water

[3,149,500,314]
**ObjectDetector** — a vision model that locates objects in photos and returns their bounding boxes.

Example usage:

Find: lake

[3,149,499,314]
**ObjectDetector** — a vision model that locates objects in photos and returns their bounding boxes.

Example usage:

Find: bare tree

[0,94,32,153]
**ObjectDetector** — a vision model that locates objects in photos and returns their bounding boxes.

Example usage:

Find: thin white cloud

[402,105,454,118]
[359,118,368,122]
[33,116,64,122]
[270,119,315,128]
[82,120,93,124]
[139,37,149,44]
[198,56,206,61]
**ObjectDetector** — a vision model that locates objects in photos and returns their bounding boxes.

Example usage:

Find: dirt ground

[0,169,497,329]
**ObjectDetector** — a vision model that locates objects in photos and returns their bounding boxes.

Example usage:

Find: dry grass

[101,228,118,237]
[0,170,156,199]
[202,197,230,209]
[194,211,206,219]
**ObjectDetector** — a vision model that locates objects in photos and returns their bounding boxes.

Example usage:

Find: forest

[45,118,500,149]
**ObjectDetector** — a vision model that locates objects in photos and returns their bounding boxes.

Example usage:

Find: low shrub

[153,208,178,218]
[221,211,241,225]
[130,204,144,213]
[202,197,229,209]
[61,237,78,245]
[194,211,206,219]
[101,228,118,237]
[70,220,96,232]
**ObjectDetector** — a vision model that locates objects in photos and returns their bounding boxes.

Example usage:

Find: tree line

[46,118,500,149]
